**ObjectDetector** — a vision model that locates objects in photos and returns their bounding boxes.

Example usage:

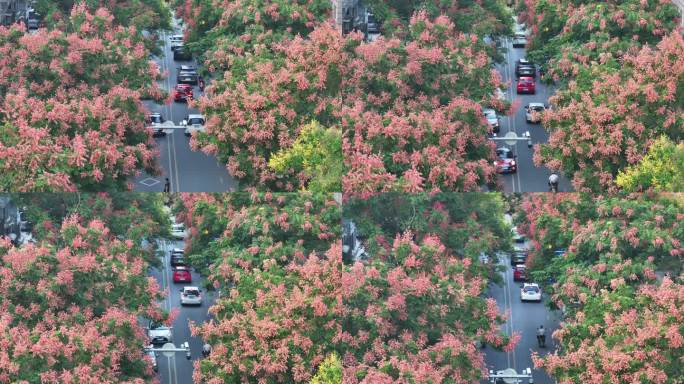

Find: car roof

[183,286,200,290]
[149,112,161,116]
[528,102,545,107]
[523,283,538,287]
[172,248,184,252]
[497,147,512,153]
[174,266,188,270]
[176,83,192,88]
[187,114,204,119]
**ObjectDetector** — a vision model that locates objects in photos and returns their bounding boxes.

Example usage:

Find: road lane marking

[504,254,518,371]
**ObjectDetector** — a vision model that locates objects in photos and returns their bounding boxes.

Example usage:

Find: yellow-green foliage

[310,353,342,384]
[269,120,342,193]
[616,136,684,192]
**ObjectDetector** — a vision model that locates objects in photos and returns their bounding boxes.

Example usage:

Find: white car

[169,34,184,50]
[525,103,546,123]
[180,286,202,306]
[482,108,500,133]
[148,321,173,345]
[171,224,187,240]
[512,33,527,48]
[182,114,206,137]
[521,283,542,302]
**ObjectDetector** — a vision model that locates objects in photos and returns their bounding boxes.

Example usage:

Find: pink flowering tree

[192,23,347,190]
[532,258,684,383]
[534,32,684,192]
[0,215,167,381]
[174,192,341,382]
[174,0,331,71]
[192,244,341,383]
[177,191,340,279]
[521,0,680,83]
[343,12,506,197]
[0,4,165,191]
[514,193,684,382]
[339,232,514,383]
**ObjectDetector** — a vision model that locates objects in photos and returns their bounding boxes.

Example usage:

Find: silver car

[525,103,546,123]
[182,114,206,137]
[180,286,202,306]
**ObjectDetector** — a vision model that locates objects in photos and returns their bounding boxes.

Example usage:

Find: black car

[171,255,187,267]
[148,113,166,138]
[511,251,528,266]
[366,13,380,34]
[516,65,536,78]
[173,47,192,61]
[177,71,198,85]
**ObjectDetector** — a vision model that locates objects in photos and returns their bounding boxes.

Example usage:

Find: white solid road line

[504,254,518,371]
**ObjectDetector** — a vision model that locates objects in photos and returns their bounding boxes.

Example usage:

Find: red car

[516,76,535,94]
[494,147,517,173]
[173,84,193,102]
[513,265,527,281]
[172,266,192,283]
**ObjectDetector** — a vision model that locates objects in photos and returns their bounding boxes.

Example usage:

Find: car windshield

[497,149,513,159]
[524,286,539,293]
[188,118,205,125]
[530,105,544,111]
[149,321,167,330]
[484,110,496,119]
[150,115,162,123]
[185,289,200,296]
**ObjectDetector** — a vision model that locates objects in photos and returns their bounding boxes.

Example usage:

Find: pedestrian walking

[198,76,205,92]
[163,178,170,193]
[536,325,546,348]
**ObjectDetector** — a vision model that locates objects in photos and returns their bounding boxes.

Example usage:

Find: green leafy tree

[309,353,342,384]
[269,121,342,193]
[616,136,684,192]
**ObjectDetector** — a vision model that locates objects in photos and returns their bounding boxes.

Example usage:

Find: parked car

[513,265,527,281]
[512,33,527,48]
[148,320,172,345]
[172,84,193,102]
[144,345,158,372]
[511,250,528,266]
[483,108,501,133]
[148,113,166,138]
[512,227,526,244]
[525,102,546,123]
[171,223,188,239]
[366,12,380,34]
[516,76,535,94]
[520,283,542,302]
[173,46,192,61]
[173,266,192,283]
[494,147,517,174]
[180,286,202,306]
[182,114,206,137]
[516,65,536,78]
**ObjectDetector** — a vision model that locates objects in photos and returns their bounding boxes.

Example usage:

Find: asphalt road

[133,17,237,192]
[495,37,572,193]
[481,216,560,384]
[149,238,216,384]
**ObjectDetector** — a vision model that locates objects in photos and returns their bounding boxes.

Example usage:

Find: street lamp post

[489,368,534,383]
[145,342,191,384]
[489,131,533,148]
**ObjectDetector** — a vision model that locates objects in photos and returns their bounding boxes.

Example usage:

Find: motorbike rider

[548,173,559,192]
[536,325,546,347]
[202,343,211,357]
